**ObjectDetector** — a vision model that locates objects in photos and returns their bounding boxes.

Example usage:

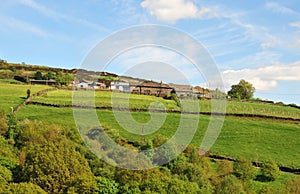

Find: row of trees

[0,112,299,193]
[34,71,74,86]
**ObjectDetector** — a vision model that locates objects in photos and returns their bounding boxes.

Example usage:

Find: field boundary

[209,154,300,175]
[13,87,57,115]
[26,101,300,122]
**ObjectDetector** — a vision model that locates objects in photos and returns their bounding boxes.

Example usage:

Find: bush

[260,159,280,181]
[234,158,256,181]
[218,175,245,194]
[95,176,119,194]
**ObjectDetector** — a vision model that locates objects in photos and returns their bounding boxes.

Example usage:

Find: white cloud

[265,2,297,15]
[0,16,50,37]
[222,61,300,91]
[290,22,300,29]
[260,37,278,49]
[140,0,218,23]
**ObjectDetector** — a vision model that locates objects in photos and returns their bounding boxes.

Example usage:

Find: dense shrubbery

[0,112,298,193]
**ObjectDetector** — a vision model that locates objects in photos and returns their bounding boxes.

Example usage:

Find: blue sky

[0,0,300,105]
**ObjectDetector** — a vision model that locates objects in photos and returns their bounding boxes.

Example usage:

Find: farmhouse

[193,86,211,98]
[132,81,173,97]
[75,81,105,90]
[111,81,130,92]
[168,83,193,96]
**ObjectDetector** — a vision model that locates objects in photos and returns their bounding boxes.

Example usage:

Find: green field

[31,88,300,119]
[17,105,300,168]
[0,83,51,112]
[1,83,300,168]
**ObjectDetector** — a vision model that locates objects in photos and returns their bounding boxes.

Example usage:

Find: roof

[136,81,173,89]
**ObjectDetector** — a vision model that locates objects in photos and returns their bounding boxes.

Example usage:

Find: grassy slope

[1,83,299,168]
[0,83,51,112]
[31,89,300,119]
[17,105,300,169]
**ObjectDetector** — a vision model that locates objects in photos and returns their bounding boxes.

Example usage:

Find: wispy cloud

[265,2,298,15]
[290,21,300,29]
[140,0,218,23]
[0,16,50,37]
[20,0,109,32]
[222,61,300,91]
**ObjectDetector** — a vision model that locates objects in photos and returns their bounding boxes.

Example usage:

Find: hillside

[0,66,299,193]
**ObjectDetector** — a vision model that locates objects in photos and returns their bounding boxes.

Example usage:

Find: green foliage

[0,114,8,136]
[55,72,74,86]
[26,89,30,98]
[34,71,43,80]
[285,176,300,194]
[1,182,47,194]
[228,79,255,100]
[218,175,245,194]
[21,140,96,193]
[95,176,119,194]
[234,158,256,181]
[217,160,233,177]
[261,159,280,181]
[0,165,12,186]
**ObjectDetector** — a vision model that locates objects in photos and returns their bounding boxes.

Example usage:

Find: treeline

[0,113,299,193]
[0,59,76,74]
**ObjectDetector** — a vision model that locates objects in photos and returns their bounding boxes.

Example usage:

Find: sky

[0,0,300,105]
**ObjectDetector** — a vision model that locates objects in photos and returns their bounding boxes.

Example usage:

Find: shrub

[234,158,256,181]
[260,159,280,181]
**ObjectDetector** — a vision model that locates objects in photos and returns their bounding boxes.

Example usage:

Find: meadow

[31,88,300,119]
[0,83,51,112]
[1,83,299,168]
[17,104,300,169]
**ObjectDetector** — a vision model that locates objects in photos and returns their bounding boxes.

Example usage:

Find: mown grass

[31,89,300,119]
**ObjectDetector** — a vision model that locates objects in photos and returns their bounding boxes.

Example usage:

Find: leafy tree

[234,158,256,181]
[218,175,245,194]
[217,160,233,177]
[43,72,55,80]
[21,140,96,193]
[228,79,255,100]
[26,89,30,98]
[34,71,43,80]
[261,159,280,181]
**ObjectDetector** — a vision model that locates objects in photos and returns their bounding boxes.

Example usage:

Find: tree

[26,89,30,99]
[21,140,96,193]
[34,71,43,80]
[228,79,255,100]
[218,175,245,194]
[217,160,233,177]
[233,158,256,181]
[261,159,280,181]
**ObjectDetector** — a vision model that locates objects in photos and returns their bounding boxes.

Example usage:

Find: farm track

[26,101,300,123]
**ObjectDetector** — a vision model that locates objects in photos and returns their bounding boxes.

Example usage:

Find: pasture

[31,88,300,119]
[1,83,299,168]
